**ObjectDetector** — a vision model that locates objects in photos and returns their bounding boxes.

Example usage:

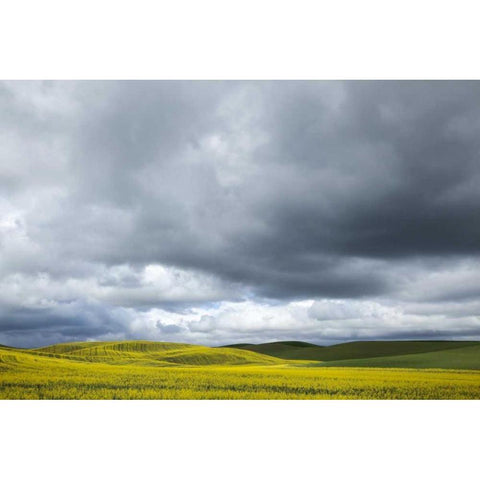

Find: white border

[1,1,479,477]
[1,400,479,480]
[1,0,479,78]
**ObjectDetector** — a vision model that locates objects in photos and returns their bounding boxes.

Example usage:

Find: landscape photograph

[1,80,480,399]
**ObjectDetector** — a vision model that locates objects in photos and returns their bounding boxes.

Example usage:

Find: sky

[1,80,480,348]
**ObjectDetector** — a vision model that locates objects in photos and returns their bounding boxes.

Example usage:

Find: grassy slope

[229,340,480,363]
[31,341,284,366]
[226,341,323,359]
[321,344,480,370]
[34,340,194,354]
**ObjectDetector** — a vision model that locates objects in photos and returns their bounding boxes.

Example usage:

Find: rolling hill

[320,343,480,370]
[226,340,480,368]
[224,340,321,359]
[1,340,480,399]
[30,340,284,366]
[4,339,479,369]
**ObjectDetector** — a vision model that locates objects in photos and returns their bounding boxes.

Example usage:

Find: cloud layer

[1,81,479,347]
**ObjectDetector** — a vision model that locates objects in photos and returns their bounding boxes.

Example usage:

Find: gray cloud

[1,81,480,346]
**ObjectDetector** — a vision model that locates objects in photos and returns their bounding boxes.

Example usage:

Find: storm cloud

[1,80,479,347]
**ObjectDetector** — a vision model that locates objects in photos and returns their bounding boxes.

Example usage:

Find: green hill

[321,343,480,370]
[228,340,480,363]
[225,341,323,359]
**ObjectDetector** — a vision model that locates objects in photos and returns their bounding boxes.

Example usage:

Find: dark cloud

[1,81,480,346]
[0,300,133,348]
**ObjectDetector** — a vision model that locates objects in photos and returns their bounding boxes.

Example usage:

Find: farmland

[1,340,479,399]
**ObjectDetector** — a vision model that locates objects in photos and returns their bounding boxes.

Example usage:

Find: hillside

[321,343,480,370]
[225,341,322,359]
[226,340,480,367]
[3,339,480,371]
[30,340,284,366]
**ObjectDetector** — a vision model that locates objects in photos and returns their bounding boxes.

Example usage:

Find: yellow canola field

[1,345,479,399]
